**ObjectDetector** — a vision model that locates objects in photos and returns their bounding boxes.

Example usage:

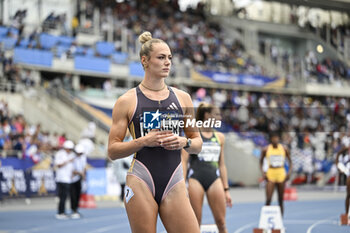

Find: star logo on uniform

[151,109,162,122]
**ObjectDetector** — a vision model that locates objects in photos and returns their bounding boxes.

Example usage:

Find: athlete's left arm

[167,88,202,154]
[181,149,190,180]
[284,146,292,180]
[218,132,233,208]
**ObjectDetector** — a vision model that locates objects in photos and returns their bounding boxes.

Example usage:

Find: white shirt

[72,154,87,183]
[54,149,75,183]
[113,155,133,184]
[78,138,95,156]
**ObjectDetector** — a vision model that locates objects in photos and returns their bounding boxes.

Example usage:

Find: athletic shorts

[266,167,286,183]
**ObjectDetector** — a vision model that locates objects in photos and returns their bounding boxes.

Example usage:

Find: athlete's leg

[206,179,228,233]
[276,182,285,216]
[345,176,350,214]
[265,180,275,206]
[159,181,200,233]
[124,175,158,233]
[188,178,205,225]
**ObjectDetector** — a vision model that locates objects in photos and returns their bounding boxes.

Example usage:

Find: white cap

[63,140,74,150]
[75,144,85,154]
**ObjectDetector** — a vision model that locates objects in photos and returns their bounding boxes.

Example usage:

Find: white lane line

[233,222,257,233]
[306,217,337,233]
[232,219,336,233]
[284,220,322,224]
[13,213,126,233]
[85,223,129,233]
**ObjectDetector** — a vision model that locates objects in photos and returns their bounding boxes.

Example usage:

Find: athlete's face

[206,107,222,121]
[143,43,172,78]
[271,135,279,144]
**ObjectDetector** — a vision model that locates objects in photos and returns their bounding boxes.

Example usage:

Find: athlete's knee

[215,218,226,232]
[346,193,350,199]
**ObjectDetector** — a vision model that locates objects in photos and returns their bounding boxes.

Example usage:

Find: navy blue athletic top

[128,86,184,204]
[188,132,221,191]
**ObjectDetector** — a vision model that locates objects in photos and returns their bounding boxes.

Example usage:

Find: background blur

[0,0,350,205]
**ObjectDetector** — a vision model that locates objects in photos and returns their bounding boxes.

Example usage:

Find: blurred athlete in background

[183,103,232,233]
[260,133,292,216]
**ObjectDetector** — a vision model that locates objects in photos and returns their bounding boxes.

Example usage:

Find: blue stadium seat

[14,48,53,67]
[75,46,85,55]
[55,45,69,57]
[129,61,144,77]
[18,38,29,48]
[9,27,19,36]
[85,48,95,57]
[95,41,115,57]
[57,36,74,46]
[112,52,128,64]
[75,56,110,73]
[2,37,17,50]
[39,33,58,50]
[0,26,8,37]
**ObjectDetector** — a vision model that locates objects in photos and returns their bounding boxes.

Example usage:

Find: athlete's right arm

[107,91,162,160]
[259,148,267,179]
[335,146,348,172]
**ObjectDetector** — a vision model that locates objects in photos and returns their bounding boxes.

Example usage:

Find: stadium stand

[0,0,350,201]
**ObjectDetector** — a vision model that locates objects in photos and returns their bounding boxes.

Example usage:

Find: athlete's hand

[263,172,267,181]
[143,129,171,147]
[285,173,291,181]
[160,132,186,150]
[225,191,233,208]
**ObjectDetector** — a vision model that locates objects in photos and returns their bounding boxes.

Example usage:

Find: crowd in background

[0,98,96,164]
[0,99,67,162]
[105,0,263,75]
[1,0,350,85]
[191,87,350,184]
[303,50,350,85]
[1,0,350,186]
[0,0,264,77]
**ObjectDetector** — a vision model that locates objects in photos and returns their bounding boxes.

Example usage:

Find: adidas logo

[167,102,178,110]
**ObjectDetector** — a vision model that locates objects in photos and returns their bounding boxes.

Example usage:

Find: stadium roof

[265,0,350,12]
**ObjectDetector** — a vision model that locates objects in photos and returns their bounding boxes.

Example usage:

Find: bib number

[269,155,284,168]
[124,185,134,204]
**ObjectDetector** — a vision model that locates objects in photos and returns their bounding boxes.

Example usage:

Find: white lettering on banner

[0,168,27,193]
[30,170,56,192]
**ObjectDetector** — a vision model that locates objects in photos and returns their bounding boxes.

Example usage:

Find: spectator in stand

[58,133,67,148]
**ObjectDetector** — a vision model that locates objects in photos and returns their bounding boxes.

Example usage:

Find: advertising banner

[192,70,284,88]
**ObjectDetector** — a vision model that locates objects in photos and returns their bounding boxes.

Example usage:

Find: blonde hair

[138,31,165,62]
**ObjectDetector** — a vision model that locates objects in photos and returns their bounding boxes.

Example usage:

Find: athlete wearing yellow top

[265,143,287,183]
[260,133,292,216]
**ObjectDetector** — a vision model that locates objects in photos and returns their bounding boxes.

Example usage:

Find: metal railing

[46,87,110,133]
